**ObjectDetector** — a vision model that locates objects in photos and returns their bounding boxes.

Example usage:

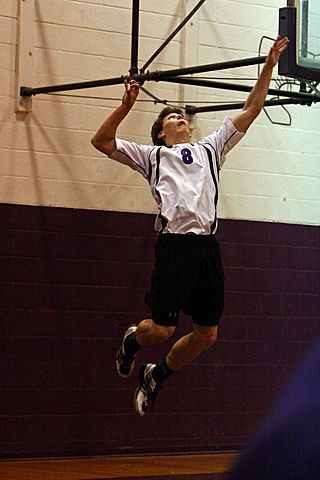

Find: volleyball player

[91,36,289,416]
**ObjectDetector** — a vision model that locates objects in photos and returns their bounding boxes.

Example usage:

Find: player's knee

[202,332,217,349]
[194,325,218,349]
[152,324,176,343]
[207,329,218,347]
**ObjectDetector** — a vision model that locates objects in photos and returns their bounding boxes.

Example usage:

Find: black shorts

[144,234,224,327]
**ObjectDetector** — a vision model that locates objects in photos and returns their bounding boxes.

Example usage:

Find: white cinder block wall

[1,0,319,225]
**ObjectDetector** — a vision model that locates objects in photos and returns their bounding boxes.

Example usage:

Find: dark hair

[151,106,184,146]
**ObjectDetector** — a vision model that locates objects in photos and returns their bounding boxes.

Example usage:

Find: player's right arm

[91,77,140,156]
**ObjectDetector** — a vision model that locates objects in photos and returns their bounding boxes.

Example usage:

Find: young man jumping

[91,36,289,416]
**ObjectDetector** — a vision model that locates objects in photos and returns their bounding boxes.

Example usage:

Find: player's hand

[122,77,140,108]
[267,36,289,67]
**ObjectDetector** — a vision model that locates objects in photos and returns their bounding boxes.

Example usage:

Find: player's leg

[134,234,219,414]
[133,237,224,415]
[116,234,179,379]
[165,324,218,371]
[133,324,218,416]
[136,319,176,345]
[133,317,179,416]
[116,319,176,378]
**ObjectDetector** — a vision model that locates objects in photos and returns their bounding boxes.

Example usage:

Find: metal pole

[300,0,309,59]
[20,56,268,96]
[140,0,207,72]
[160,76,317,101]
[185,97,318,114]
[20,75,125,97]
[130,0,140,76]
[137,55,267,81]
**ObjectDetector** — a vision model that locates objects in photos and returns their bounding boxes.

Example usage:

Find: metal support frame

[185,97,317,115]
[140,0,206,73]
[162,76,310,99]
[300,0,309,59]
[20,56,268,96]
[16,0,35,112]
[130,0,140,76]
[19,0,320,113]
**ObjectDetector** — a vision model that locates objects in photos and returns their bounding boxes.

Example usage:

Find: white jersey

[110,116,244,235]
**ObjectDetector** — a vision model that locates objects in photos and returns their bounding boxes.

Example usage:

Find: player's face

[158,113,190,142]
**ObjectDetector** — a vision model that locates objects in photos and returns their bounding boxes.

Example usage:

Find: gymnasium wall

[1,0,319,223]
[2,203,319,458]
[1,0,320,459]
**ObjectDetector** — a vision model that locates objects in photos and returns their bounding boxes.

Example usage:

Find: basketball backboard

[279,1,320,82]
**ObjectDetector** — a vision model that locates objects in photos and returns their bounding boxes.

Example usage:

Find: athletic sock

[152,359,174,384]
[124,331,141,359]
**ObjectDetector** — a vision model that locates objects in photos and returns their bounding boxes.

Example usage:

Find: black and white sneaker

[134,363,163,416]
[116,324,138,378]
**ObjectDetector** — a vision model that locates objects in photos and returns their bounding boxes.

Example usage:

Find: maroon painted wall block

[1,204,320,459]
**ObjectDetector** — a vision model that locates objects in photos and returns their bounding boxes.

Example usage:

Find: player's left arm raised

[231,36,289,133]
